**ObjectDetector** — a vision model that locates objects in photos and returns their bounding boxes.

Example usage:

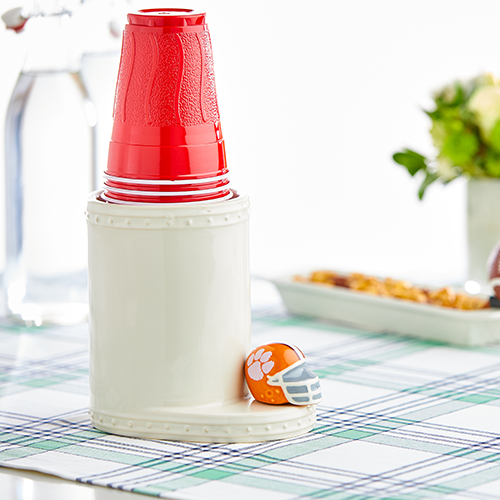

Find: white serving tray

[271,277,500,347]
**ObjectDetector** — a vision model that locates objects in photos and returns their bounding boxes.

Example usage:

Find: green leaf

[441,130,479,166]
[489,120,500,153]
[450,82,465,106]
[485,152,500,177]
[392,149,427,176]
[434,81,465,108]
[430,121,447,149]
[402,149,426,161]
[418,171,439,200]
[425,109,441,120]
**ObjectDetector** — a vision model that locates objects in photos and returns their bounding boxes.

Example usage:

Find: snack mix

[294,271,489,310]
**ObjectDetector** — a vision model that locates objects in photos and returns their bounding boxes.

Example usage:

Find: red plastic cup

[104,8,229,203]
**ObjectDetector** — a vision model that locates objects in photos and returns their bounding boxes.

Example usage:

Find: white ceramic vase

[467,178,500,282]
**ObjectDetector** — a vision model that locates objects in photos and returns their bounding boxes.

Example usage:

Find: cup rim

[100,190,234,206]
[103,172,230,186]
[103,183,231,197]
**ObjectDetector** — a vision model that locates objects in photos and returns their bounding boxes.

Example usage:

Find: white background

[1,0,500,284]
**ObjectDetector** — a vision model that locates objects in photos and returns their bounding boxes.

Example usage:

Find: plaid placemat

[1,306,500,499]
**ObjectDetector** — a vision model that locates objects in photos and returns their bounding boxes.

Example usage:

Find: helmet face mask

[245,343,322,406]
[268,360,322,405]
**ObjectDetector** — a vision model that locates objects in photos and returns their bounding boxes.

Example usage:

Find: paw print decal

[246,348,274,381]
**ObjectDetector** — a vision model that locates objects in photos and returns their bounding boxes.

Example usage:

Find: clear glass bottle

[79,0,129,179]
[4,1,96,326]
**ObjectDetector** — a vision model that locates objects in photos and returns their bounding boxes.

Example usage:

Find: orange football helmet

[245,343,322,405]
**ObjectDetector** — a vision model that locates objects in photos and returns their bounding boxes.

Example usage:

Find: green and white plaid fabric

[1,304,500,499]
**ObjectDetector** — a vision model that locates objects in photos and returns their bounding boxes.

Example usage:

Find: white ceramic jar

[467,178,500,283]
[87,192,315,442]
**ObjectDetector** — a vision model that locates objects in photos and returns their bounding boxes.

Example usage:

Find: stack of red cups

[102,8,231,204]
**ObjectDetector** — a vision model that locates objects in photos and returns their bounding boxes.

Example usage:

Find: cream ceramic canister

[87,191,315,442]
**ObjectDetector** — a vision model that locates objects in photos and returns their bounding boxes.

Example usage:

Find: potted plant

[393,73,500,282]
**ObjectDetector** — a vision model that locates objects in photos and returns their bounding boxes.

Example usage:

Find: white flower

[432,83,456,104]
[469,85,500,139]
[435,157,457,181]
